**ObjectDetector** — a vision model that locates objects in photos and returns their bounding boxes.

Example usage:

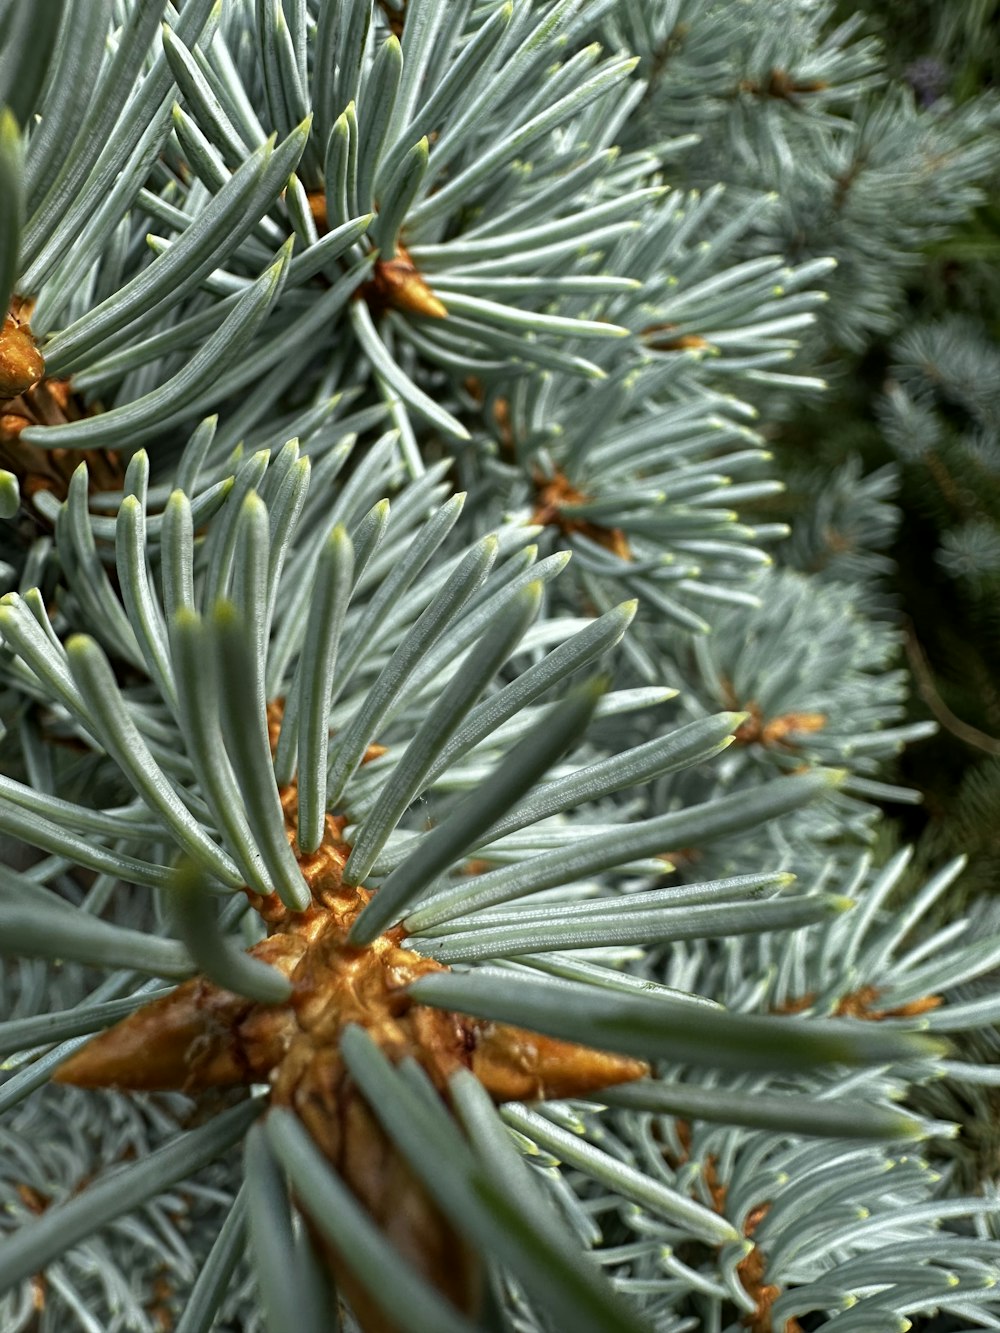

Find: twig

[904,621,1000,756]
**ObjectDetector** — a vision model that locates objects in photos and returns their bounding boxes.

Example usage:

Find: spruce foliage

[0,3,998,1331]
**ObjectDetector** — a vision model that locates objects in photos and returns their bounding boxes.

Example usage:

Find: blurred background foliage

[773,0,1000,903]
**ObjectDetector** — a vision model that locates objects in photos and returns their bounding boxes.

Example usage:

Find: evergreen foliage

[875,316,1000,899]
[759,0,1000,910]
[0,3,997,1331]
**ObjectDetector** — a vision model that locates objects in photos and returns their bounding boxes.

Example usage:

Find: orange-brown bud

[53,979,258,1091]
[54,934,304,1092]
[473,1022,649,1102]
[0,315,44,399]
[363,250,448,320]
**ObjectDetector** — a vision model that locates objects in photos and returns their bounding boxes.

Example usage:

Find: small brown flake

[461,859,492,877]
[30,1274,46,1312]
[733,705,827,749]
[306,190,328,235]
[657,847,702,869]
[835,984,942,1021]
[640,322,715,353]
[15,1182,49,1215]
[532,468,631,560]
[376,0,406,38]
[147,1271,175,1333]
[491,395,515,457]
[775,984,942,1020]
[739,69,830,99]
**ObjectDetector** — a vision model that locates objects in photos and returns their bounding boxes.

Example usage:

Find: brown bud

[53,979,265,1092]
[472,1022,649,1102]
[361,247,448,321]
[53,935,304,1092]
[0,315,44,399]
